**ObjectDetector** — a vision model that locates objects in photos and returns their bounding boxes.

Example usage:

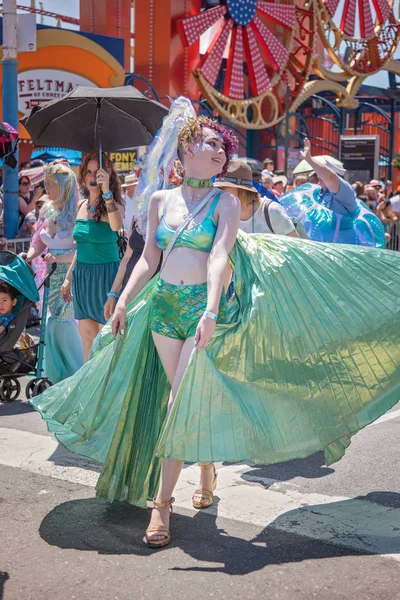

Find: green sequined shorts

[151,278,228,341]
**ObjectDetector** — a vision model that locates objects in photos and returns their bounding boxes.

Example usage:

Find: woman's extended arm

[43,250,76,264]
[195,192,240,351]
[18,195,33,217]
[106,201,123,231]
[300,138,340,194]
[103,226,135,321]
[61,253,77,302]
[23,237,46,262]
[96,168,123,231]
[111,192,163,336]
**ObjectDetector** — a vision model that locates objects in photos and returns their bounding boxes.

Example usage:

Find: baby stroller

[0,251,56,401]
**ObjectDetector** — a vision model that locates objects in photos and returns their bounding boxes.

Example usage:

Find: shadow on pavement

[48,444,102,473]
[0,572,9,600]
[240,451,334,485]
[0,400,34,416]
[39,492,400,575]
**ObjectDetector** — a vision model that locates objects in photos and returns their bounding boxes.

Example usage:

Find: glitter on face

[192,140,208,154]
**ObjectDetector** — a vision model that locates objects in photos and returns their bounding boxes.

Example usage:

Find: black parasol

[21,86,168,158]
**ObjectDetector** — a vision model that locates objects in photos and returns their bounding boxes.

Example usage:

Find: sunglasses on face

[20,181,30,186]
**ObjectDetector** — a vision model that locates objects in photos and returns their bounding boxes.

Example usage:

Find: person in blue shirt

[300,138,357,215]
[280,138,386,247]
[0,281,18,334]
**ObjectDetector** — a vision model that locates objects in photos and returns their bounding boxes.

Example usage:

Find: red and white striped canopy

[177,0,296,99]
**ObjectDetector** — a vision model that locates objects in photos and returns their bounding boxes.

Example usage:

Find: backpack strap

[263,198,275,234]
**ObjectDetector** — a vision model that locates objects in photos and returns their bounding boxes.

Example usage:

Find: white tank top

[239,198,295,235]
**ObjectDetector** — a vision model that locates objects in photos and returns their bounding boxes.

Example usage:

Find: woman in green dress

[31,98,400,550]
[61,153,124,361]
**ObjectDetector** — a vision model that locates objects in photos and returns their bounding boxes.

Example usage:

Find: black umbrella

[21,86,168,161]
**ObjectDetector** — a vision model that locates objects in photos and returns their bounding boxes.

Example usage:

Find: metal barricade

[385,222,400,251]
[6,238,31,254]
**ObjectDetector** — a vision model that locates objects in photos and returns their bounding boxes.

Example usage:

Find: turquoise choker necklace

[182,176,213,188]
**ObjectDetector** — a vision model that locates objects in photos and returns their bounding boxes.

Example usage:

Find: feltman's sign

[18,69,95,115]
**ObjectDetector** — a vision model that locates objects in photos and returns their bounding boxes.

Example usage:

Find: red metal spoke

[251,14,289,71]
[199,18,234,86]
[177,5,227,47]
[340,0,357,37]
[224,27,245,99]
[243,25,271,95]
[256,0,295,29]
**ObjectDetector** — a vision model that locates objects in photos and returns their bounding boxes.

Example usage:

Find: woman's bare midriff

[160,247,232,288]
[160,247,209,285]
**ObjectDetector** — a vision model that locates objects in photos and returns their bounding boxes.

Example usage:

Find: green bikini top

[155,191,222,253]
[73,219,119,264]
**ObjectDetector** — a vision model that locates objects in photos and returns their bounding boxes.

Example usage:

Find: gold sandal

[145,497,175,549]
[192,463,218,510]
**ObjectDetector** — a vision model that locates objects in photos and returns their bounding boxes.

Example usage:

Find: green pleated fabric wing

[31,232,400,507]
[32,278,170,507]
[157,233,400,465]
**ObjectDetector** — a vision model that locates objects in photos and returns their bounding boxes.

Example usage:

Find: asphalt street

[1,387,400,600]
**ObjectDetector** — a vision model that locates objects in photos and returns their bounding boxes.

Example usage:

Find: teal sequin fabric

[47,254,74,323]
[155,192,222,253]
[150,279,228,340]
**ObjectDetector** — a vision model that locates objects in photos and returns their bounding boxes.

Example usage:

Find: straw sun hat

[214,159,259,193]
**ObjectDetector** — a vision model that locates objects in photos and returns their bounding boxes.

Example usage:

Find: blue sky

[16,0,79,29]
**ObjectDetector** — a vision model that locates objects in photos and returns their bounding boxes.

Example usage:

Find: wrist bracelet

[103,191,113,200]
[204,310,218,321]
[107,291,119,299]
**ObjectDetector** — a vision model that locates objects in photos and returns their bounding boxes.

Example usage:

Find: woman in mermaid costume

[31,98,400,549]
[23,163,84,383]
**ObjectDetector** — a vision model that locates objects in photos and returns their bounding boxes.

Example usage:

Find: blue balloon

[280,184,386,248]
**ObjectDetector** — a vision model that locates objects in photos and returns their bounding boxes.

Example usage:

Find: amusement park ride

[11,0,400,171]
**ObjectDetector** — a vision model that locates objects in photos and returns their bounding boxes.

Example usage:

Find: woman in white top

[22,163,84,383]
[215,159,299,237]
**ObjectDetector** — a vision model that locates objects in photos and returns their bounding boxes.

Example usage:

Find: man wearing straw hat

[121,172,138,232]
[215,159,298,237]
[298,138,357,215]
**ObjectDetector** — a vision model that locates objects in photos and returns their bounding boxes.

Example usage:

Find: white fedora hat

[273,174,288,188]
[121,173,139,188]
[293,155,346,177]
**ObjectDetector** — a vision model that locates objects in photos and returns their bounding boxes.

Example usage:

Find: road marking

[1,427,399,562]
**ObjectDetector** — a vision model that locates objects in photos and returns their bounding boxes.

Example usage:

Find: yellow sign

[109,151,137,172]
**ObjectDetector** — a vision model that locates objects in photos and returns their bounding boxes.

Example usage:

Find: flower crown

[44,163,66,177]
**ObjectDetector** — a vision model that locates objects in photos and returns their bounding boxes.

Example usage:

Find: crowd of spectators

[353,178,400,247]
[1,154,400,250]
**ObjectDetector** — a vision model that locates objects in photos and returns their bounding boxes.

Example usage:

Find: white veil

[134,96,196,236]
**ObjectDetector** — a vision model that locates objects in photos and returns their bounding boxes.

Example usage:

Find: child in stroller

[0,250,54,401]
[0,281,18,333]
